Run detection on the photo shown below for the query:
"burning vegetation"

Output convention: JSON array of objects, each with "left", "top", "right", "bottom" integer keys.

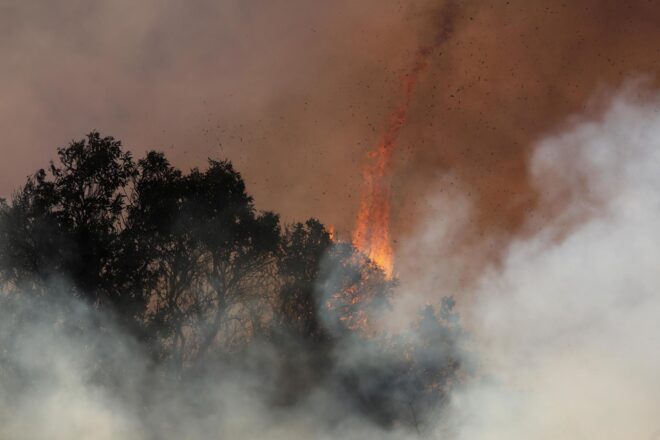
[
  {"left": 4, "top": 1, "right": 660, "bottom": 438},
  {"left": 0, "top": 132, "right": 466, "bottom": 437},
  {"left": 352, "top": 1, "right": 459, "bottom": 278}
]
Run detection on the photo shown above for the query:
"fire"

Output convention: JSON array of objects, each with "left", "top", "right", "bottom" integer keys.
[{"left": 352, "top": 49, "right": 434, "bottom": 279}]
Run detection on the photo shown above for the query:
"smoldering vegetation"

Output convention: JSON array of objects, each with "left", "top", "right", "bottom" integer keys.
[
  {"left": 0, "top": 133, "right": 465, "bottom": 438},
  {"left": 0, "top": 292, "right": 463, "bottom": 439},
  {"left": 3, "top": 86, "right": 660, "bottom": 439}
]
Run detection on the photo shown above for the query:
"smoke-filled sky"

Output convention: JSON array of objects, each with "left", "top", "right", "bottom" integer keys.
[
  {"left": 2, "top": 0, "right": 660, "bottom": 265},
  {"left": 5, "top": 86, "right": 660, "bottom": 440},
  {"left": 5, "top": 2, "right": 660, "bottom": 438}
]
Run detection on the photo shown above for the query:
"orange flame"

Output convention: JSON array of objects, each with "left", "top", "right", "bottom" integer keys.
[{"left": 352, "top": 50, "right": 435, "bottom": 278}]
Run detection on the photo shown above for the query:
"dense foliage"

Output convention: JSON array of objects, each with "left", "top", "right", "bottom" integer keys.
[{"left": 0, "top": 132, "right": 464, "bottom": 431}]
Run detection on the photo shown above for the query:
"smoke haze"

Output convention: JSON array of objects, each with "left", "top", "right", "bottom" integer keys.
[
  {"left": 3, "top": 1, "right": 660, "bottom": 438},
  {"left": 3, "top": 0, "right": 660, "bottom": 261},
  {"left": 2, "top": 86, "right": 660, "bottom": 438},
  {"left": 409, "top": 85, "right": 660, "bottom": 438}
]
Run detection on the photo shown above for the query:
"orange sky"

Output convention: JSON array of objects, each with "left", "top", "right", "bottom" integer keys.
[{"left": 2, "top": 0, "right": 660, "bottom": 269}]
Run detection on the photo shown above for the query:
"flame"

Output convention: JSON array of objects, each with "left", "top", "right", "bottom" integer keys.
[{"left": 352, "top": 49, "right": 434, "bottom": 278}]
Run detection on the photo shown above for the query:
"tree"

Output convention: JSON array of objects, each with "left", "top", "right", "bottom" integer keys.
[
  {"left": 0, "top": 133, "right": 137, "bottom": 309},
  {"left": 0, "top": 136, "right": 283, "bottom": 367},
  {"left": 0, "top": 183, "right": 63, "bottom": 293},
  {"left": 118, "top": 151, "right": 191, "bottom": 358},
  {"left": 317, "top": 240, "right": 394, "bottom": 337},
  {"left": 278, "top": 219, "right": 334, "bottom": 342},
  {"left": 182, "top": 160, "right": 281, "bottom": 360},
  {"left": 335, "top": 297, "right": 464, "bottom": 432},
  {"left": 0, "top": 131, "right": 466, "bottom": 429},
  {"left": 123, "top": 153, "right": 281, "bottom": 370}
]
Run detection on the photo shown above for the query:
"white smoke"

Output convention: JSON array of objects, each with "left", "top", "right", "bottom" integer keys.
[
  {"left": 0, "top": 292, "right": 414, "bottom": 440},
  {"left": 431, "top": 84, "right": 660, "bottom": 439}
]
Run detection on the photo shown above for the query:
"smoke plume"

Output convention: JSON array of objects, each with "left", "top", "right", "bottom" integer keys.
[
  {"left": 396, "top": 84, "right": 660, "bottom": 438},
  {"left": 3, "top": 0, "right": 660, "bottom": 260},
  {"left": 3, "top": 85, "right": 660, "bottom": 438},
  {"left": 2, "top": 1, "right": 660, "bottom": 438}
]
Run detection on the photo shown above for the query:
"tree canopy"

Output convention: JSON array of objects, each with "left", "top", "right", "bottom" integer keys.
[{"left": 0, "top": 132, "right": 464, "bottom": 431}]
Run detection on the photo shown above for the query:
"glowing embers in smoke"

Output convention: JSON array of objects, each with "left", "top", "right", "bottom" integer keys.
[
  {"left": 351, "top": 51, "right": 434, "bottom": 279},
  {"left": 351, "top": 2, "right": 459, "bottom": 279},
  {"left": 352, "top": 143, "right": 395, "bottom": 278}
]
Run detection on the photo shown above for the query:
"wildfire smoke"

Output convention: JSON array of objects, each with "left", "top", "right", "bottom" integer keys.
[{"left": 352, "top": 1, "right": 460, "bottom": 277}]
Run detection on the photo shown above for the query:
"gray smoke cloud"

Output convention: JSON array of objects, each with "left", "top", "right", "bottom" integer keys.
[
  {"left": 411, "top": 83, "right": 660, "bottom": 439},
  {"left": 0, "top": 274, "right": 459, "bottom": 439},
  {"left": 3, "top": 83, "right": 660, "bottom": 439},
  {"left": 0, "top": 291, "right": 419, "bottom": 439}
]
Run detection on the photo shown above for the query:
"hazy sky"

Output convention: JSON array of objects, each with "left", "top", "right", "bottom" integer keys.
[{"left": 2, "top": 0, "right": 660, "bottom": 264}]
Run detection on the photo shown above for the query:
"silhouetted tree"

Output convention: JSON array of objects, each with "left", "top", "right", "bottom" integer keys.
[
  {"left": 122, "top": 151, "right": 281, "bottom": 370},
  {"left": 182, "top": 160, "right": 281, "bottom": 360},
  {"left": 278, "top": 219, "right": 333, "bottom": 342},
  {"left": 318, "top": 240, "right": 394, "bottom": 337},
  {"left": 0, "top": 133, "right": 138, "bottom": 310},
  {"left": 0, "top": 131, "right": 466, "bottom": 429},
  {"left": 336, "top": 297, "right": 464, "bottom": 432},
  {"left": 119, "top": 151, "right": 190, "bottom": 359}
]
